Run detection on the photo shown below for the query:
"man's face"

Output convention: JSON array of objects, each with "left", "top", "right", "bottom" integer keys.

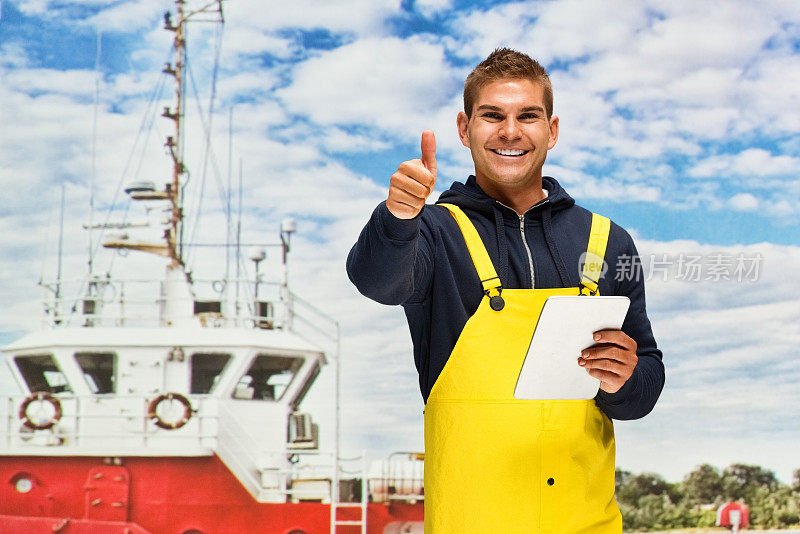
[{"left": 457, "top": 78, "right": 558, "bottom": 194}]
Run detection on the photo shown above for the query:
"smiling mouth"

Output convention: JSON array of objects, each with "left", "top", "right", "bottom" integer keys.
[{"left": 490, "top": 148, "right": 529, "bottom": 157}]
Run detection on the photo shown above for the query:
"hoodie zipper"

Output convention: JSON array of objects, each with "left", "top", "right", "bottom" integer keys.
[
  {"left": 496, "top": 196, "right": 549, "bottom": 290},
  {"left": 519, "top": 214, "right": 535, "bottom": 289}
]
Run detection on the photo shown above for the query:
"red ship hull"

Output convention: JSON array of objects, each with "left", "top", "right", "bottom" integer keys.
[{"left": 0, "top": 456, "right": 423, "bottom": 534}]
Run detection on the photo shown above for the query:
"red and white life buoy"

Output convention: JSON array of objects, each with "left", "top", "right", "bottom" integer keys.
[
  {"left": 19, "top": 391, "right": 63, "bottom": 430},
  {"left": 147, "top": 392, "right": 193, "bottom": 430}
]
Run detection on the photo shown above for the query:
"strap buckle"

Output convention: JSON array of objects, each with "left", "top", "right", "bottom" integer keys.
[
  {"left": 484, "top": 286, "right": 505, "bottom": 311},
  {"left": 579, "top": 279, "right": 599, "bottom": 296}
]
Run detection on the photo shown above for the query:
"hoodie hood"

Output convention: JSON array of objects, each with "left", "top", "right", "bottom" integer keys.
[
  {"left": 436, "top": 175, "right": 576, "bottom": 286},
  {"left": 436, "top": 175, "right": 575, "bottom": 221}
]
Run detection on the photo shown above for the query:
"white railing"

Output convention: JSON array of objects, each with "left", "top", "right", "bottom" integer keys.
[
  {"left": 0, "top": 394, "right": 218, "bottom": 453},
  {"left": 37, "top": 277, "right": 286, "bottom": 329},
  {"left": 374, "top": 451, "right": 425, "bottom": 503}
]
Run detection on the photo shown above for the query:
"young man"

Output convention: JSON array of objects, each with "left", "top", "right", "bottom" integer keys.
[{"left": 347, "top": 48, "right": 664, "bottom": 533}]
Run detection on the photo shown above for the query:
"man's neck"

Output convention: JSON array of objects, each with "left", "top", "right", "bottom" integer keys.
[{"left": 475, "top": 175, "right": 548, "bottom": 215}]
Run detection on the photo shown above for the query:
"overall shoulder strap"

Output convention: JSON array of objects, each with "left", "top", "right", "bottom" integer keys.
[
  {"left": 438, "top": 203, "right": 502, "bottom": 294},
  {"left": 580, "top": 213, "right": 611, "bottom": 295}
]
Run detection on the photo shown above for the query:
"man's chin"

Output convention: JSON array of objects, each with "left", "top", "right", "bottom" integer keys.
[{"left": 477, "top": 173, "right": 540, "bottom": 193}]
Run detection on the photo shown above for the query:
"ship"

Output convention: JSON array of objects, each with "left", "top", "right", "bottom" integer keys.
[{"left": 0, "top": 2, "right": 424, "bottom": 533}]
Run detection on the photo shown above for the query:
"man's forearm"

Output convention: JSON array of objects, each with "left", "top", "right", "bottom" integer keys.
[{"left": 346, "top": 201, "right": 427, "bottom": 305}]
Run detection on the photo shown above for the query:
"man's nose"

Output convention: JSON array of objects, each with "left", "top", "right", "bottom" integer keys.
[{"left": 498, "top": 117, "right": 521, "bottom": 140}]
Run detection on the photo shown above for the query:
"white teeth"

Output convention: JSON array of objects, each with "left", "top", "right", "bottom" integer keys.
[{"left": 494, "top": 149, "right": 526, "bottom": 156}]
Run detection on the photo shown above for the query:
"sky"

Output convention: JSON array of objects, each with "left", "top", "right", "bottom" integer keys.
[{"left": 0, "top": 0, "right": 799, "bottom": 485}]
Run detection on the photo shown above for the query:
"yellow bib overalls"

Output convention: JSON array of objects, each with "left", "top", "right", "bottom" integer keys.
[{"left": 423, "top": 204, "right": 622, "bottom": 533}]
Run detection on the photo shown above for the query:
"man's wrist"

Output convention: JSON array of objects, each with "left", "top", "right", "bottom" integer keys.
[{"left": 377, "top": 201, "right": 423, "bottom": 243}]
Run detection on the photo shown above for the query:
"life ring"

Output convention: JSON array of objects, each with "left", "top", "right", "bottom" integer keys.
[
  {"left": 147, "top": 392, "right": 193, "bottom": 430},
  {"left": 19, "top": 392, "right": 63, "bottom": 430}
]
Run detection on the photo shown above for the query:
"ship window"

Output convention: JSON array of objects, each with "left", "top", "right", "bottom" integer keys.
[
  {"left": 14, "top": 355, "right": 73, "bottom": 394},
  {"left": 233, "top": 355, "right": 303, "bottom": 401},
  {"left": 190, "top": 353, "right": 231, "bottom": 394},
  {"left": 74, "top": 352, "right": 116, "bottom": 394},
  {"left": 289, "top": 360, "right": 320, "bottom": 410}
]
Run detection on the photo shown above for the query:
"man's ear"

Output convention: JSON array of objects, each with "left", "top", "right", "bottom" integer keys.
[
  {"left": 548, "top": 114, "right": 559, "bottom": 150},
  {"left": 457, "top": 111, "right": 470, "bottom": 148}
]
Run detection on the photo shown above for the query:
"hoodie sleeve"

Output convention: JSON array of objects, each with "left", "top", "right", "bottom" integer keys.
[
  {"left": 346, "top": 201, "right": 433, "bottom": 305},
  {"left": 594, "top": 229, "right": 665, "bottom": 421}
]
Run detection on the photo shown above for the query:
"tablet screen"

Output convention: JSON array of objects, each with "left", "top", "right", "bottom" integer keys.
[{"left": 513, "top": 295, "right": 630, "bottom": 400}]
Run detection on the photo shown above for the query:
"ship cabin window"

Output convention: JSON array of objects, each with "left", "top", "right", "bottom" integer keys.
[
  {"left": 190, "top": 353, "right": 232, "bottom": 394},
  {"left": 74, "top": 352, "right": 116, "bottom": 394},
  {"left": 233, "top": 354, "right": 303, "bottom": 401},
  {"left": 14, "top": 354, "right": 73, "bottom": 395}
]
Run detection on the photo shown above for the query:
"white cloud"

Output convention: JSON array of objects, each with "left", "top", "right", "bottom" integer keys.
[
  {"left": 690, "top": 148, "right": 800, "bottom": 179},
  {"left": 415, "top": 0, "right": 453, "bottom": 18},
  {"left": 0, "top": 42, "right": 30, "bottom": 68},
  {"left": 728, "top": 193, "right": 759, "bottom": 212},
  {"left": 223, "top": 0, "right": 402, "bottom": 36},
  {"left": 2, "top": 68, "right": 98, "bottom": 98},
  {"left": 769, "top": 199, "right": 796, "bottom": 219},
  {"left": 545, "top": 164, "right": 662, "bottom": 203},
  {"left": 278, "top": 35, "right": 460, "bottom": 134},
  {"left": 14, "top": 0, "right": 168, "bottom": 32},
  {"left": 85, "top": 0, "right": 170, "bottom": 33},
  {"left": 316, "top": 127, "right": 392, "bottom": 153}
]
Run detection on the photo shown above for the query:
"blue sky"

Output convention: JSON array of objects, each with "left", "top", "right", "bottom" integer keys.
[{"left": 1, "top": 0, "right": 799, "bottom": 484}]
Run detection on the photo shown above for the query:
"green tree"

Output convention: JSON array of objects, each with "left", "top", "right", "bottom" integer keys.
[
  {"left": 616, "top": 468, "right": 633, "bottom": 493},
  {"left": 750, "top": 485, "right": 800, "bottom": 528},
  {"left": 681, "top": 463, "right": 723, "bottom": 507},
  {"left": 721, "top": 463, "right": 779, "bottom": 503},
  {"left": 617, "top": 472, "right": 673, "bottom": 507},
  {"left": 617, "top": 471, "right": 686, "bottom": 530}
]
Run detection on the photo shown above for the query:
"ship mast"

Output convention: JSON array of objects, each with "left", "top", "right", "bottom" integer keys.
[
  {"left": 103, "top": 0, "right": 224, "bottom": 266},
  {"left": 162, "top": 1, "right": 186, "bottom": 268}
]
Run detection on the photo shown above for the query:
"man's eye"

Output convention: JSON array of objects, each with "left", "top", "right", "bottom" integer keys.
[
  {"left": 482, "top": 112, "right": 502, "bottom": 120},
  {"left": 519, "top": 113, "right": 539, "bottom": 120}
]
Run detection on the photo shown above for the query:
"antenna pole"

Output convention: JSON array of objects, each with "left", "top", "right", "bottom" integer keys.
[
  {"left": 89, "top": 30, "right": 102, "bottom": 277},
  {"left": 56, "top": 183, "right": 66, "bottom": 319},
  {"left": 226, "top": 106, "right": 233, "bottom": 300},
  {"left": 235, "top": 158, "right": 243, "bottom": 323}
]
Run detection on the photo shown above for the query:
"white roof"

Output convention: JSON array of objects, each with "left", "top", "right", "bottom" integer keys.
[{"left": 3, "top": 326, "right": 324, "bottom": 355}]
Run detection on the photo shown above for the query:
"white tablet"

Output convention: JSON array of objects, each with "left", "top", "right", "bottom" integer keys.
[{"left": 513, "top": 295, "right": 631, "bottom": 400}]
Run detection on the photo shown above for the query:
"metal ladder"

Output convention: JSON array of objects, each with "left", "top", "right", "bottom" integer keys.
[{"left": 331, "top": 452, "right": 368, "bottom": 534}]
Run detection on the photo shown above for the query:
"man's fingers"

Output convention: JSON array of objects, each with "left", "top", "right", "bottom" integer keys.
[
  {"left": 421, "top": 130, "right": 437, "bottom": 176},
  {"left": 391, "top": 172, "right": 430, "bottom": 200},
  {"left": 581, "top": 344, "right": 623, "bottom": 361},
  {"left": 396, "top": 160, "right": 435, "bottom": 192},
  {"left": 390, "top": 186, "right": 426, "bottom": 208},
  {"left": 579, "top": 356, "right": 626, "bottom": 375},
  {"left": 592, "top": 329, "right": 637, "bottom": 352},
  {"left": 588, "top": 369, "right": 625, "bottom": 394}
]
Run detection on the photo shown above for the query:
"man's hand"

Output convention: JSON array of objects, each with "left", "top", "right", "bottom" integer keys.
[
  {"left": 579, "top": 329, "right": 638, "bottom": 394},
  {"left": 387, "top": 130, "right": 437, "bottom": 219}
]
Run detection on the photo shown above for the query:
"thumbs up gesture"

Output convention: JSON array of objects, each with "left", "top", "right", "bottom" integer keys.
[{"left": 387, "top": 130, "right": 437, "bottom": 219}]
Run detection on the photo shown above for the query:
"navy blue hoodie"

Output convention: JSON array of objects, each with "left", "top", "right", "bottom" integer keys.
[{"left": 347, "top": 175, "right": 664, "bottom": 420}]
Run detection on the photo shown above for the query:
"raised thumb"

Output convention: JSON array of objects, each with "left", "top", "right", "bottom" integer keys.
[{"left": 421, "top": 130, "right": 437, "bottom": 176}]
